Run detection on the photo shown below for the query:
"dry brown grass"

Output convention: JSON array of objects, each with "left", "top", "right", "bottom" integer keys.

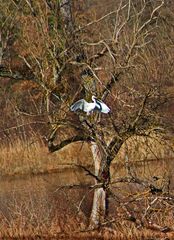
[
  {"left": 0, "top": 135, "right": 173, "bottom": 178},
  {"left": 1, "top": 217, "right": 174, "bottom": 239},
  {"left": 0, "top": 139, "right": 92, "bottom": 177},
  {"left": 0, "top": 138, "right": 174, "bottom": 239}
]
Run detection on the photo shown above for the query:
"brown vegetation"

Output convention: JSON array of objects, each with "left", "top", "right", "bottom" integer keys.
[
  {"left": 0, "top": 139, "right": 93, "bottom": 177},
  {"left": 0, "top": 138, "right": 173, "bottom": 239},
  {"left": 0, "top": 0, "right": 174, "bottom": 238},
  {"left": 1, "top": 170, "right": 174, "bottom": 239}
]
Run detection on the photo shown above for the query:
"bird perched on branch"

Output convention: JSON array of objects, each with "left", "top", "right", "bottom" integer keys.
[{"left": 70, "top": 95, "right": 110, "bottom": 115}]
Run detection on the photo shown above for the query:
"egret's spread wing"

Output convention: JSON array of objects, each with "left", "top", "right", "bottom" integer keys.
[
  {"left": 95, "top": 99, "right": 104, "bottom": 105},
  {"left": 95, "top": 99, "right": 110, "bottom": 113},
  {"left": 70, "top": 99, "right": 85, "bottom": 112},
  {"left": 94, "top": 103, "right": 102, "bottom": 111}
]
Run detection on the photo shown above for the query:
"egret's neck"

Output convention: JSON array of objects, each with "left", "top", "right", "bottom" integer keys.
[{"left": 92, "top": 96, "right": 96, "bottom": 103}]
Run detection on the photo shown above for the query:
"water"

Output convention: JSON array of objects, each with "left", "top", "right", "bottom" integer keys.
[
  {"left": 0, "top": 158, "right": 173, "bottom": 227},
  {"left": 0, "top": 169, "right": 93, "bottom": 225}
]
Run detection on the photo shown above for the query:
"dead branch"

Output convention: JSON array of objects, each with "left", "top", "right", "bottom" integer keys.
[
  {"left": 75, "top": 164, "right": 100, "bottom": 182},
  {"left": 47, "top": 135, "right": 94, "bottom": 153},
  {"left": 0, "top": 66, "right": 32, "bottom": 81},
  {"left": 137, "top": 0, "right": 164, "bottom": 34},
  {"left": 54, "top": 183, "right": 90, "bottom": 193},
  {"left": 130, "top": 90, "right": 151, "bottom": 130},
  {"left": 111, "top": 176, "right": 163, "bottom": 194},
  {"left": 75, "top": 10, "right": 118, "bottom": 33},
  {"left": 146, "top": 222, "right": 172, "bottom": 233},
  {"left": 142, "top": 197, "right": 158, "bottom": 221},
  {"left": 102, "top": 73, "right": 121, "bottom": 100}
]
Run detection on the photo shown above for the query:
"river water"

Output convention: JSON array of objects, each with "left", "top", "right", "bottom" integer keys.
[
  {"left": 0, "top": 168, "right": 94, "bottom": 227},
  {"left": 0, "top": 158, "right": 173, "bottom": 229}
]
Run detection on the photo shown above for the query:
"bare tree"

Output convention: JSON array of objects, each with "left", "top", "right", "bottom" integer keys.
[{"left": 46, "top": 0, "right": 173, "bottom": 229}]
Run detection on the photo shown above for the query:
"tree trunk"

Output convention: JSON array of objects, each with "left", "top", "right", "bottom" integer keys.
[
  {"left": 60, "top": 0, "right": 74, "bottom": 32},
  {"left": 0, "top": 32, "right": 3, "bottom": 66},
  {"left": 89, "top": 142, "right": 107, "bottom": 229}
]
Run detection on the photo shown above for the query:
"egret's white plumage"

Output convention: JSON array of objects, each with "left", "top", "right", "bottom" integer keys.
[{"left": 70, "top": 96, "right": 110, "bottom": 115}]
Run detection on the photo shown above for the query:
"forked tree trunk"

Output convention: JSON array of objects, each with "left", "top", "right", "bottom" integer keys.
[{"left": 89, "top": 142, "right": 107, "bottom": 229}]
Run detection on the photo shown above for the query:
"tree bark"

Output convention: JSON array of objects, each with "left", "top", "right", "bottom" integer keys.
[
  {"left": 89, "top": 142, "right": 107, "bottom": 229},
  {"left": 0, "top": 32, "right": 2, "bottom": 66},
  {"left": 60, "top": 0, "right": 74, "bottom": 32}
]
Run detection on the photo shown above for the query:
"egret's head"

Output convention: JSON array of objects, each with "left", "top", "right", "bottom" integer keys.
[{"left": 92, "top": 95, "right": 97, "bottom": 101}]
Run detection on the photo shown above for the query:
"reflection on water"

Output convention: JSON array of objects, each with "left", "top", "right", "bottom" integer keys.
[
  {"left": 0, "top": 158, "right": 173, "bottom": 225},
  {"left": 0, "top": 168, "right": 94, "bottom": 224}
]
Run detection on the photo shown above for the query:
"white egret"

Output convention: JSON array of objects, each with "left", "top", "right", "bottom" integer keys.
[{"left": 70, "top": 96, "right": 110, "bottom": 115}]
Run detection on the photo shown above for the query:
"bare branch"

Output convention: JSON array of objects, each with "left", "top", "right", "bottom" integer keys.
[
  {"left": 137, "top": 0, "right": 164, "bottom": 34},
  {"left": 47, "top": 135, "right": 94, "bottom": 153},
  {"left": 101, "top": 73, "right": 121, "bottom": 100},
  {"left": 75, "top": 164, "right": 101, "bottom": 182},
  {"left": 0, "top": 66, "right": 32, "bottom": 81},
  {"left": 75, "top": 10, "right": 118, "bottom": 33},
  {"left": 111, "top": 176, "right": 163, "bottom": 194},
  {"left": 130, "top": 90, "right": 150, "bottom": 130}
]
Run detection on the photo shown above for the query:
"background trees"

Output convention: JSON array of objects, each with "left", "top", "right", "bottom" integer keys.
[{"left": 0, "top": 0, "right": 174, "bottom": 232}]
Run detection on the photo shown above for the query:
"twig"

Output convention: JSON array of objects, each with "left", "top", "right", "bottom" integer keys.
[{"left": 75, "top": 164, "right": 101, "bottom": 182}]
